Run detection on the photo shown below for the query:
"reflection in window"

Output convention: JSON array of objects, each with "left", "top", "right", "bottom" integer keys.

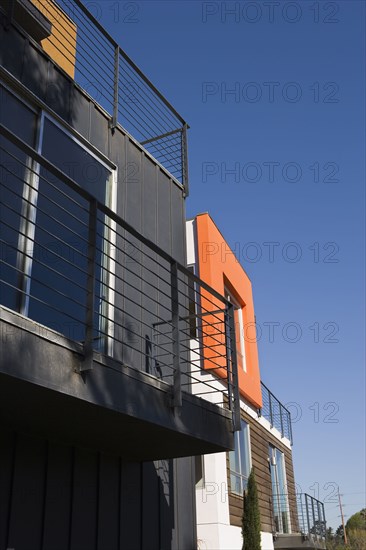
[
  {"left": 0, "top": 86, "right": 37, "bottom": 312},
  {"left": 27, "top": 118, "right": 113, "bottom": 348},
  {"left": 0, "top": 99, "right": 116, "bottom": 351},
  {"left": 270, "top": 445, "right": 291, "bottom": 534},
  {"left": 229, "top": 419, "right": 251, "bottom": 495}
]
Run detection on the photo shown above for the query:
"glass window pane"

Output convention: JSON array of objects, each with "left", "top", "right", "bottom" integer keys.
[
  {"left": 41, "top": 118, "right": 109, "bottom": 203},
  {"left": 230, "top": 420, "right": 250, "bottom": 495},
  {"left": 239, "top": 420, "right": 250, "bottom": 479},
  {"left": 27, "top": 118, "right": 112, "bottom": 344},
  {"left": 0, "top": 87, "right": 37, "bottom": 312}
]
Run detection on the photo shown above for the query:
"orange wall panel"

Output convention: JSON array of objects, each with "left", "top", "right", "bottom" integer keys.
[{"left": 196, "top": 213, "right": 262, "bottom": 409}]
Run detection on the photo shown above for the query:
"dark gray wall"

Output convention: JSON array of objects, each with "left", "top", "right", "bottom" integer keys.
[
  {"left": 0, "top": 427, "right": 196, "bottom": 550},
  {"left": 0, "top": 21, "right": 196, "bottom": 550}
]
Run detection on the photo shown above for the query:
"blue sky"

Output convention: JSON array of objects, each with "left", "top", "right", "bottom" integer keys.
[{"left": 93, "top": 0, "right": 365, "bottom": 529}]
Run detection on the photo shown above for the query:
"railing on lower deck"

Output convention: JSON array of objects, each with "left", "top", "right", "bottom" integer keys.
[
  {"left": 271, "top": 493, "right": 326, "bottom": 543},
  {"left": 0, "top": 124, "right": 240, "bottom": 430},
  {"left": 260, "top": 382, "right": 293, "bottom": 444},
  {"left": 297, "top": 493, "right": 327, "bottom": 543}
]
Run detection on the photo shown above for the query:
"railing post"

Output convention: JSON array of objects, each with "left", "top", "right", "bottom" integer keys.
[
  {"left": 110, "top": 45, "right": 120, "bottom": 133},
  {"left": 289, "top": 411, "right": 293, "bottom": 445},
  {"left": 317, "top": 499, "right": 322, "bottom": 539},
  {"left": 171, "top": 261, "right": 182, "bottom": 409},
  {"left": 227, "top": 303, "right": 241, "bottom": 431},
  {"left": 321, "top": 502, "right": 327, "bottom": 540},
  {"left": 298, "top": 493, "right": 305, "bottom": 535},
  {"left": 305, "top": 494, "right": 311, "bottom": 539},
  {"left": 182, "top": 123, "right": 189, "bottom": 196},
  {"left": 81, "top": 199, "right": 97, "bottom": 372},
  {"left": 311, "top": 495, "right": 316, "bottom": 539},
  {"left": 269, "top": 391, "right": 274, "bottom": 429},
  {"left": 280, "top": 403, "right": 284, "bottom": 438}
]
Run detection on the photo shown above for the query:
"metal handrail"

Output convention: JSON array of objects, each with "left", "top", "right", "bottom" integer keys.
[
  {"left": 259, "top": 382, "right": 293, "bottom": 444},
  {"left": 271, "top": 492, "right": 326, "bottom": 541},
  {"left": 51, "top": 0, "right": 189, "bottom": 190}
]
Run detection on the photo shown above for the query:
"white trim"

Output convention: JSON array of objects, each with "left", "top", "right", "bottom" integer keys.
[
  {"left": 186, "top": 218, "right": 196, "bottom": 266},
  {"left": 224, "top": 287, "right": 247, "bottom": 373}
]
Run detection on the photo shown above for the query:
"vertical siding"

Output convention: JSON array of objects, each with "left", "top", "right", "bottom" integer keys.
[{"left": 0, "top": 429, "right": 195, "bottom": 550}]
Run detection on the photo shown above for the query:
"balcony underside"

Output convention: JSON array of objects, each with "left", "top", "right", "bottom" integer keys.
[{"left": 0, "top": 307, "right": 234, "bottom": 461}]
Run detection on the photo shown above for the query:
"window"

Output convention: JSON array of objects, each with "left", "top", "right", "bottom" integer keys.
[
  {"left": 0, "top": 90, "right": 117, "bottom": 351},
  {"left": 0, "top": 85, "right": 38, "bottom": 312},
  {"left": 26, "top": 116, "right": 115, "bottom": 349},
  {"left": 229, "top": 419, "right": 251, "bottom": 495},
  {"left": 225, "top": 286, "right": 247, "bottom": 372},
  {"left": 269, "top": 445, "right": 291, "bottom": 533}
]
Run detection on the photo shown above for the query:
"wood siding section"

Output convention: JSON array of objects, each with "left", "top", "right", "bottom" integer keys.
[{"left": 227, "top": 410, "right": 299, "bottom": 534}]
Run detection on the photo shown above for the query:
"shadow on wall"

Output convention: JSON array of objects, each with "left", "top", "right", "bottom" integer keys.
[{"left": 0, "top": 21, "right": 82, "bottom": 127}]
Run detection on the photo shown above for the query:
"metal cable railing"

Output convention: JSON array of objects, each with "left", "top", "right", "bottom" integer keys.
[
  {"left": 0, "top": 124, "right": 238, "bottom": 428},
  {"left": 38, "top": 0, "right": 189, "bottom": 190},
  {"left": 260, "top": 382, "right": 293, "bottom": 444},
  {"left": 297, "top": 493, "right": 327, "bottom": 542},
  {"left": 271, "top": 492, "right": 326, "bottom": 542}
]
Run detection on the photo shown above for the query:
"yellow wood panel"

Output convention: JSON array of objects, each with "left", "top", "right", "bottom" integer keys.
[{"left": 31, "top": 0, "right": 77, "bottom": 78}]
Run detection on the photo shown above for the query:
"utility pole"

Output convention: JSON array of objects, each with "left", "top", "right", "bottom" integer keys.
[{"left": 338, "top": 490, "right": 348, "bottom": 545}]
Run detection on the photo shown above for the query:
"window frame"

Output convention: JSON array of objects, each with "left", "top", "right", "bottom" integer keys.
[
  {"left": 269, "top": 444, "right": 292, "bottom": 534},
  {"left": 1, "top": 84, "right": 119, "bottom": 354},
  {"left": 224, "top": 285, "right": 247, "bottom": 373},
  {"left": 229, "top": 418, "right": 251, "bottom": 496}
]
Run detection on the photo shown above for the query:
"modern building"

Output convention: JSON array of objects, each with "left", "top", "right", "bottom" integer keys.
[
  {"left": 186, "top": 213, "right": 327, "bottom": 550},
  {"left": 0, "top": 2, "right": 242, "bottom": 549}
]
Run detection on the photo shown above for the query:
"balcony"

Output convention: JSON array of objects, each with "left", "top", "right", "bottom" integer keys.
[
  {"left": 272, "top": 493, "right": 327, "bottom": 549},
  {"left": 0, "top": 123, "right": 240, "bottom": 459},
  {"left": 0, "top": 0, "right": 188, "bottom": 190},
  {"left": 260, "top": 382, "right": 293, "bottom": 444}
]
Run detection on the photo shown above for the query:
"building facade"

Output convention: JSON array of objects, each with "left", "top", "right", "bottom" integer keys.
[
  {"left": 0, "top": 2, "right": 241, "bottom": 549},
  {"left": 187, "top": 214, "right": 327, "bottom": 550}
]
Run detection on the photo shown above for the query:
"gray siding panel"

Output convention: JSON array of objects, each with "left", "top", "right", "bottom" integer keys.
[
  {"left": 7, "top": 434, "right": 46, "bottom": 550},
  {"left": 0, "top": 25, "right": 25, "bottom": 79},
  {"left": 42, "top": 442, "right": 73, "bottom": 550},
  {"left": 89, "top": 104, "right": 109, "bottom": 157},
  {"left": 157, "top": 170, "right": 172, "bottom": 255},
  {"left": 125, "top": 140, "right": 143, "bottom": 230},
  {"left": 173, "top": 458, "right": 197, "bottom": 550},
  {"left": 71, "top": 88, "right": 91, "bottom": 139},
  {"left": 70, "top": 448, "right": 98, "bottom": 550},
  {"left": 45, "top": 64, "right": 72, "bottom": 123},
  {"left": 120, "top": 462, "right": 142, "bottom": 550},
  {"left": 143, "top": 158, "right": 158, "bottom": 241},
  {"left": 0, "top": 430, "right": 15, "bottom": 550},
  {"left": 23, "top": 42, "right": 48, "bottom": 101},
  {"left": 97, "top": 454, "right": 120, "bottom": 550},
  {"left": 171, "top": 182, "right": 185, "bottom": 264},
  {"left": 142, "top": 463, "right": 160, "bottom": 550}
]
